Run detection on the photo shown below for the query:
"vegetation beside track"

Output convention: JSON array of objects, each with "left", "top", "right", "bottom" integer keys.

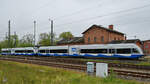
[
  {"left": 80, "top": 58, "right": 150, "bottom": 66},
  {"left": 1, "top": 55, "right": 150, "bottom": 66},
  {"left": 0, "top": 60, "right": 147, "bottom": 84}
]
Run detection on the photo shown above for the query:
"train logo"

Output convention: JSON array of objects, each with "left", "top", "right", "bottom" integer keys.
[{"left": 72, "top": 48, "right": 77, "bottom": 52}]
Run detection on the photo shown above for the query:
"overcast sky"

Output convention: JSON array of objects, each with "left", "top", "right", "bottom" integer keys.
[{"left": 0, "top": 0, "right": 150, "bottom": 41}]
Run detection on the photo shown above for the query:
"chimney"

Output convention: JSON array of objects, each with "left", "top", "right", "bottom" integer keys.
[{"left": 109, "top": 25, "right": 113, "bottom": 30}]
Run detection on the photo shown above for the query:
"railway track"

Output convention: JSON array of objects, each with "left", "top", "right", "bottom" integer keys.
[
  {"left": 0, "top": 57, "right": 150, "bottom": 79},
  {"left": 1, "top": 56, "right": 150, "bottom": 70}
]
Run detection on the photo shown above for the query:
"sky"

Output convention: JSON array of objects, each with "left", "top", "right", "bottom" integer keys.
[{"left": 0, "top": 0, "right": 150, "bottom": 42}]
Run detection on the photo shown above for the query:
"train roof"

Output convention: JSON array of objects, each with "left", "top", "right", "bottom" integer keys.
[
  {"left": 39, "top": 45, "right": 68, "bottom": 50},
  {"left": 1, "top": 48, "right": 11, "bottom": 51},
  {"left": 12, "top": 47, "right": 34, "bottom": 50},
  {"left": 70, "top": 43, "right": 139, "bottom": 49}
]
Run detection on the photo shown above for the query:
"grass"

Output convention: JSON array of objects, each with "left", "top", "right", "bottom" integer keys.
[{"left": 0, "top": 60, "right": 149, "bottom": 84}]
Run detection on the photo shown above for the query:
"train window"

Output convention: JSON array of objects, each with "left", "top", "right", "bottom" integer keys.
[
  {"left": 39, "top": 50, "right": 46, "bottom": 53},
  {"left": 51, "top": 49, "right": 67, "bottom": 53},
  {"left": 15, "top": 50, "right": 25, "bottom": 53},
  {"left": 132, "top": 48, "right": 139, "bottom": 53},
  {"left": 80, "top": 49, "right": 107, "bottom": 54},
  {"left": 109, "top": 49, "right": 115, "bottom": 54},
  {"left": 2, "top": 50, "right": 11, "bottom": 53},
  {"left": 50, "top": 49, "right": 68, "bottom": 53},
  {"left": 26, "top": 50, "right": 34, "bottom": 53},
  {"left": 116, "top": 48, "right": 131, "bottom": 54},
  {"left": 45, "top": 50, "right": 50, "bottom": 53}
]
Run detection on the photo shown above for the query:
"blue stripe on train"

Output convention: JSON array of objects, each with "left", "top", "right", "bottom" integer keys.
[
  {"left": 2, "top": 53, "right": 143, "bottom": 59},
  {"left": 81, "top": 54, "right": 143, "bottom": 59},
  {"left": 37, "top": 53, "right": 69, "bottom": 56}
]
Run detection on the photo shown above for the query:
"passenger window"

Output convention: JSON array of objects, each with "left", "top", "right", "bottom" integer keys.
[
  {"left": 116, "top": 48, "right": 131, "bottom": 54},
  {"left": 80, "top": 49, "right": 107, "bottom": 54},
  {"left": 2, "top": 50, "right": 11, "bottom": 53},
  {"left": 50, "top": 49, "right": 67, "bottom": 53},
  {"left": 27, "top": 50, "right": 33, "bottom": 53},
  {"left": 46, "top": 50, "right": 50, "bottom": 53},
  {"left": 39, "top": 50, "right": 46, "bottom": 53}
]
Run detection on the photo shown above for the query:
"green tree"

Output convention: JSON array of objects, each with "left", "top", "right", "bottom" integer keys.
[
  {"left": 0, "top": 34, "right": 19, "bottom": 48},
  {"left": 59, "top": 32, "right": 74, "bottom": 40},
  {"left": 18, "top": 34, "right": 34, "bottom": 47},
  {"left": 38, "top": 32, "right": 56, "bottom": 46}
]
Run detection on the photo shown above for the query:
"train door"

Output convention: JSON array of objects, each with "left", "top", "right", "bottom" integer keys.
[
  {"left": 109, "top": 48, "right": 115, "bottom": 56},
  {"left": 11, "top": 49, "right": 15, "bottom": 55}
]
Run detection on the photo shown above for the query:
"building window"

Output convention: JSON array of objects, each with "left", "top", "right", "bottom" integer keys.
[
  {"left": 114, "top": 37, "right": 116, "bottom": 40},
  {"left": 145, "top": 45, "right": 149, "bottom": 48},
  {"left": 101, "top": 36, "right": 104, "bottom": 42},
  {"left": 94, "top": 37, "right": 97, "bottom": 43},
  {"left": 88, "top": 37, "right": 90, "bottom": 43}
]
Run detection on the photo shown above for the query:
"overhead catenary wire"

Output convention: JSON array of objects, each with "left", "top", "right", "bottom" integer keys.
[
  {"left": 53, "top": 0, "right": 125, "bottom": 20},
  {"left": 53, "top": 2, "right": 102, "bottom": 20},
  {"left": 55, "top": 3, "right": 150, "bottom": 27}
]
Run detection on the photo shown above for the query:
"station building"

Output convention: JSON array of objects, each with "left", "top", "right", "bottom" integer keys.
[
  {"left": 82, "top": 24, "right": 125, "bottom": 44},
  {"left": 57, "top": 24, "right": 126, "bottom": 45}
]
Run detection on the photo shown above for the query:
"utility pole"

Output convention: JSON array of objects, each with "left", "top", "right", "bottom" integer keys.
[
  {"left": 14, "top": 32, "right": 17, "bottom": 48},
  {"left": 8, "top": 20, "right": 11, "bottom": 48},
  {"left": 5, "top": 32, "right": 8, "bottom": 40},
  {"left": 134, "top": 35, "right": 137, "bottom": 39},
  {"left": 34, "top": 21, "right": 36, "bottom": 47},
  {"left": 49, "top": 19, "right": 53, "bottom": 46}
]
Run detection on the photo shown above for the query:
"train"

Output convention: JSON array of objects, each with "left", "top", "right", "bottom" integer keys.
[{"left": 1, "top": 43, "right": 144, "bottom": 59}]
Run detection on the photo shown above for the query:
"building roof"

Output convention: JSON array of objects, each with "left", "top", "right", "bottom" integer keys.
[
  {"left": 108, "top": 39, "right": 141, "bottom": 44},
  {"left": 142, "top": 40, "right": 150, "bottom": 42},
  {"left": 82, "top": 25, "right": 124, "bottom": 35},
  {"left": 57, "top": 37, "right": 84, "bottom": 45}
]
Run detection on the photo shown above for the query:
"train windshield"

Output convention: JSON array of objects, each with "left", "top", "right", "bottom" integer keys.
[{"left": 132, "top": 48, "right": 139, "bottom": 54}]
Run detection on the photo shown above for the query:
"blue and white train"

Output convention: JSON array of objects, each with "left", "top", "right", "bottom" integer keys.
[{"left": 1, "top": 43, "right": 144, "bottom": 59}]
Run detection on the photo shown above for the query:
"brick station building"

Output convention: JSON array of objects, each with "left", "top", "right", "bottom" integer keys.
[
  {"left": 57, "top": 24, "right": 126, "bottom": 45},
  {"left": 82, "top": 24, "right": 125, "bottom": 44}
]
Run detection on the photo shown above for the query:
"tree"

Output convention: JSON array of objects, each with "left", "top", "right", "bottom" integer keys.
[
  {"left": 18, "top": 34, "right": 34, "bottom": 47},
  {"left": 38, "top": 32, "right": 56, "bottom": 46},
  {"left": 0, "top": 34, "right": 19, "bottom": 48},
  {"left": 59, "top": 32, "right": 74, "bottom": 40},
  {"left": 39, "top": 33, "right": 51, "bottom": 46}
]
